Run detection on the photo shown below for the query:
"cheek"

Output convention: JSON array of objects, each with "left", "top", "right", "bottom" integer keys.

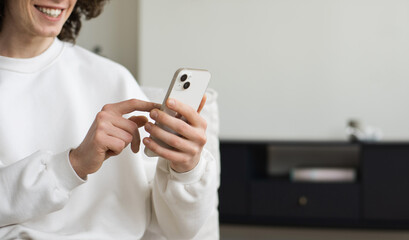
[
  {"left": 9, "top": 3, "right": 35, "bottom": 30},
  {"left": 21, "top": 1, "right": 34, "bottom": 17},
  {"left": 28, "top": 7, "right": 40, "bottom": 23},
  {"left": 67, "top": 1, "right": 78, "bottom": 16}
]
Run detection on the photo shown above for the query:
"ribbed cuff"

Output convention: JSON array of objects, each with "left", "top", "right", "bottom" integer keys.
[
  {"left": 47, "top": 150, "right": 86, "bottom": 191},
  {"left": 168, "top": 149, "right": 208, "bottom": 184}
]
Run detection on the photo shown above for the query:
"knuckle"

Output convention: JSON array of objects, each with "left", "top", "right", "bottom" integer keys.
[
  {"left": 180, "top": 155, "right": 190, "bottom": 165},
  {"left": 125, "top": 133, "right": 133, "bottom": 144},
  {"left": 198, "top": 134, "right": 207, "bottom": 146},
  {"left": 169, "top": 137, "right": 182, "bottom": 148},
  {"left": 129, "top": 121, "right": 138, "bottom": 132},
  {"left": 176, "top": 123, "right": 188, "bottom": 135},
  {"left": 130, "top": 98, "right": 139, "bottom": 106},
  {"left": 119, "top": 140, "right": 126, "bottom": 150},
  {"left": 191, "top": 146, "right": 201, "bottom": 156},
  {"left": 113, "top": 140, "right": 125, "bottom": 152},
  {"left": 93, "top": 132, "right": 104, "bottom": 145},
  {"left": 95, "top": 121, "right": 108, "bottom": 132},
  {"left": 96, "top": 111, "right": 108, "bottom": 121},
  {"left": 148, "top": 141, "right": 157, "bottom": 151},
  {"left": 101, "top": 103, "right": 113, "bottom": 112}
]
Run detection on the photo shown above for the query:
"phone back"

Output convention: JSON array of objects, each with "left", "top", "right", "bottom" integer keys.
[
  {"left": 144, "top": 68, "right": 211, "bottom": 157},
  {"left": 162, "top": 68, "right": 211, "bottom": 117}
]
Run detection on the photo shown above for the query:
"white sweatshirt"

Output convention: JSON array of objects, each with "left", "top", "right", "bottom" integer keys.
[{"left": 0, "top": 39, "right": 217, "bottom": 240}]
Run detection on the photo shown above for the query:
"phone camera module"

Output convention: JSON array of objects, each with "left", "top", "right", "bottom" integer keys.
[
  {"left": 180, "top": 74, "right": 188, "bottom": 82},
  {"left": 183, "top": 82, "right": 190, "bottom": 89}
]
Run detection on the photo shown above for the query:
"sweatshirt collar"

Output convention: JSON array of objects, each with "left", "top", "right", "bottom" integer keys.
[{"left": 0, "top": 38, "right": 65, "bottom": 74}]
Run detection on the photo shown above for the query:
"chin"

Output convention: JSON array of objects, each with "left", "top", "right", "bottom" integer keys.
[{"left": 37, "top": 27, "right": 64, "bottom": 38}]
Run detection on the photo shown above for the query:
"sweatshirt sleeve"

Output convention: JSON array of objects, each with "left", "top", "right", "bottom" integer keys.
[
  {"left": 151, "top": 148, "right": 218, "bottom": 240},
  {"left": 0, "top": 150, "right": 85, "bottom": 227}
]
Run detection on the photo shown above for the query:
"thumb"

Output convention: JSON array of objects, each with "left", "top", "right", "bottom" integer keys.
[{"left": 128, "top": 116, "right": 149, "bottom": 153}]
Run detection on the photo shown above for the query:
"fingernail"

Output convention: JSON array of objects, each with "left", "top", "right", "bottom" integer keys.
[
  {"left": 145, "top": 123, "right": 151, "bottom": 131},
  {"left": 144, "top": 138, "right": 150, "bottom": 144},
  {"left": 168, "top": 99, "right": 175, "bottom": 107},
  {"left": 151, "top": 110, "right": 158, "bottom": 119}
]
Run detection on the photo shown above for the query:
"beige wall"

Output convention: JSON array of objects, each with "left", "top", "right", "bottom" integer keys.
[
  {"left": 76, "top": 0, "right": 139, "bottom": 79},
  {"left": 79, "top": 0, "right": 409, "bottom": 141}
]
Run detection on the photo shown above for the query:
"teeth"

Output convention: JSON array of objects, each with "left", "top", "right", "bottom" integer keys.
[{"left": 37, "top": 7, "right": 62, "bottom": 18}]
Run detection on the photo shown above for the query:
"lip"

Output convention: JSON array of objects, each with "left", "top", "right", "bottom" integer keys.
[
  {"left": 35, "top": 4, "right": 66, "bottom": 10},
  {"left": 34, "top": 5, "right": 65, "bottom": 22}
]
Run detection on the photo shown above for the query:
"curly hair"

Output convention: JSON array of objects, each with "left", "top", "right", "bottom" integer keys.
[{"left": 0, "top": 0, "right": 109, "bottom": 43}]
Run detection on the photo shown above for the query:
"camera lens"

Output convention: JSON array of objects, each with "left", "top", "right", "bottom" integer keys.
[
  {"left": 180, "top": 74, "right": 188, "bottom": 82},
  {"left": 183, "top": 82, "right": 190, "bottom": 89}
]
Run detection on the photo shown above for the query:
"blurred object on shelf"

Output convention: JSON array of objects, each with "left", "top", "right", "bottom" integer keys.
[
  {"left": 346, "top": 119, "right": 383, "bottom": 142},
  {"left": 290, "top": 167, "right": 356, "bottom": 183}
]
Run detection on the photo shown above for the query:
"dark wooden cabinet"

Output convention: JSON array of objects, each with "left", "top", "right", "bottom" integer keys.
[
  {"left": 219, "top": 141, "right": 409, "bottom": 228},
  {"left": 250, "top": 181, "right": 360, "bottom": 220},
  {"left": 218, "top": 144, "right": 251, "bottom": 217},
  {"left": 362, "top": 144, "right": 409, "bottom": 221}
]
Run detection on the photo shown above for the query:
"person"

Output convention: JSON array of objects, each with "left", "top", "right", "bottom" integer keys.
[{"left": 0, "top": 0, "right": 218, "bottom": 239}]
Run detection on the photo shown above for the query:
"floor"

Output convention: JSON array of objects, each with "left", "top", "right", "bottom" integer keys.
[{"left": 220, "top": 224, "right": 409, "bottom": 240}]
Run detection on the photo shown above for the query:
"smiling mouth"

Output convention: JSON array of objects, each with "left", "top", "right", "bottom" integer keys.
[{"left": 35, "top": 5, "right": 63, "bottom": 18}]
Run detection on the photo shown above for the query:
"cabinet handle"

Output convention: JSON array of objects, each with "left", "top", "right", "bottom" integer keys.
[{"left": 298, "top": 196, "right": 308, "bottom": 206}]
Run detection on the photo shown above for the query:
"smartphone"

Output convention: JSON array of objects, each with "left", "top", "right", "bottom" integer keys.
[{"left": 144, "top": 68, "right": 211, "bottom": 157}]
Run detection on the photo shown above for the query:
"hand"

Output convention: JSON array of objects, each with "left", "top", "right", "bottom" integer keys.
[
  {"left": 70, "top": 99, "right": 160, "bottom": 179},
  {"left": 143, "top": 96, "right": 207, "bottom": 173}
]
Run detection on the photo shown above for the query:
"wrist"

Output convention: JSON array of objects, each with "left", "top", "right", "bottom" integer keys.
[
  {"left": 69, "top": 149, "right": 88, "bottom": 180},
  {"left": 166, "top": 152, "right": 208, "bottom": 184},
  {"left": 170, "top": 156, "right": 200, "bottom": 173}
]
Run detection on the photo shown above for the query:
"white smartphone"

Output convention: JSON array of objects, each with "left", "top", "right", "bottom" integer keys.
[{"left": 144, "top": 68, "right": 211, "bottom": 157}]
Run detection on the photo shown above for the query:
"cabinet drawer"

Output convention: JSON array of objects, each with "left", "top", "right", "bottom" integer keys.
[{"left": 251, "top": 181, "right": 360, "bottom": 219}]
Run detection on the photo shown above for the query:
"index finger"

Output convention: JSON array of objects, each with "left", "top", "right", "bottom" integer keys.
[
  {"left": 103, "top": 99, "right": 161, "bottom": 115},
  {"left": 165, "top": 98, "right": 206, "bottom": 128}
]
